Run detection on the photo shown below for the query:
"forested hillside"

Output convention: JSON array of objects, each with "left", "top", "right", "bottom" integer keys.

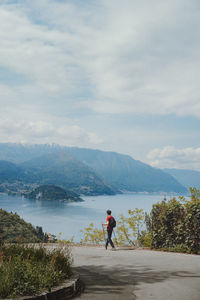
[
  {"left": 26, "top": 185, "right": 83, "bottom": 202},
  {"left": 0, "top": 209, "right": 46, "bottom": 243},
  {"left": 0, "top": 160, "right": 26, "bottom": 183}
]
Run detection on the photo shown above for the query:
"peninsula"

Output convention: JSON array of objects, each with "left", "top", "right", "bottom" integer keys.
[{"left": 25, "top": 185, "right": 83, "bottom": 202}]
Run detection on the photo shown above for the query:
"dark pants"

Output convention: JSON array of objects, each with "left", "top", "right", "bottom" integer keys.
[{"left": 106, "top": 229, "right": 115, "bottom": 248}]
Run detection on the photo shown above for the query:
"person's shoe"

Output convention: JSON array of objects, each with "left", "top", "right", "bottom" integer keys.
[
  {"left": 105, "top": 244, "right": 107, "bottom": 250},
  {"left": 111, "top": 247, "right": 116, "bottom": 251}
]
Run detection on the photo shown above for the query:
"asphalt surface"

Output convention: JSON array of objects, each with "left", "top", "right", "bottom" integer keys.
[{"left": 72, "top": 246, "right": 200, "bottom": 300}]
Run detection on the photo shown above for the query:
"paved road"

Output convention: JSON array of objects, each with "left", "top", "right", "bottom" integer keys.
[{"left": 72, "top": 246, "right": 200, "bottom": 300}]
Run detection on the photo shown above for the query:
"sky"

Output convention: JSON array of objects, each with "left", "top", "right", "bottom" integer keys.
[{"left": 0, "top": 0, "right": 200, "bottom": 170}]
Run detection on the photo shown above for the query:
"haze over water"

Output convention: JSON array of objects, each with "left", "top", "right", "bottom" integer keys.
[{"left": 0, "top": 193, "right": 170, "bottom": 241}]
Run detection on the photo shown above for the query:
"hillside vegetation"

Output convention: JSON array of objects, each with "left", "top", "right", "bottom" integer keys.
[
  {"left": 0, "top": 160, "right": 27, "bottom": 183},
  {"left": 26, "top": 185, "right": 83, "bottom": 202},
  {"left": 0, "top": 209, "right": 47, "bottom": 243}
]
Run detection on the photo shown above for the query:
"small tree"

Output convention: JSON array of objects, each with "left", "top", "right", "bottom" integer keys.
[
  {"left": 116, "top": 209, "right": 144, "bottom": 246},
  {"left": 80, "top": 223, "right": 105, "bottom": 244},
  {"left": 115, "top": 213, "right": 133, "bottom": 245}
]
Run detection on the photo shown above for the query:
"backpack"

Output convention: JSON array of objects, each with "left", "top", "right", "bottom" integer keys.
[{"left": 109, "top": 216, "right": 116, "bottom": 228}]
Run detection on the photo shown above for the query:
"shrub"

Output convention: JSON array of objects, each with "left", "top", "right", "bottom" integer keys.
[
  {"left": 0, "top": 244, "right": 72, "bottom": 299},
  {"left": 80, "top": 223, "right": 105, "bottom": 244},
  {"left": 139, "top": 231, "right": 152, "bottom": 248},
  {"left": 149, "top": 188, "right": 200, "bottom": 254}
]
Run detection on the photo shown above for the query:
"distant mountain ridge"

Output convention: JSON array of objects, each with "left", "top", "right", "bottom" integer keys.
[
  {"left": 66, "top": 147, "right": 187, "bottom": 193},
  {"left": 20, "top": 151, "right": 115, "bottom": 195},
  {"left": 0, "top": 143, "right": 187, "bottom": 194},
  {"left": 164, "top": 168, "right": 200, "bottom": 190},
  {"left": 0, "top": 143, "right": 61, "bottom": 163}
]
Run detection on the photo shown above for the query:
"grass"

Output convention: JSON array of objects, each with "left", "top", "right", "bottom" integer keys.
[{"left": 0, "top": 244, "right": 72, "bottom": 299}]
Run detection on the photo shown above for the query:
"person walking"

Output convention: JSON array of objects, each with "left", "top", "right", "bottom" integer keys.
[{"left": 102, "top": 210, "right": 116, "bottom": 250}]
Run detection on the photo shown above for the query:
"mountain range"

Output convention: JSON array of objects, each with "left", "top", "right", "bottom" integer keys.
[
  {"left": 0, "top": 143, "right": 192, "bottom": 195},
  {"left": 163, "top": 168, "right": 200, "bottom": 190},
  {"left": 66, "top": 147, "right": 187, "bottom": 193},
  {"left": 20, "top": 151, "right": 115, "bottom": 195}
]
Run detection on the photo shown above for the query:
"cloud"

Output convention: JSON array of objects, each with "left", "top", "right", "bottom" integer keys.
[
  {"left": 0, "top": 0, "right": 200, "bottom": 159},
  {"left": 0, "top": 4, "right": 76, "bottom": 96},
  {"left": 78, "top": 0, "right": 200, "bottom": 116},
  {"left": 0, "top": 0, "right": 200, "bottom": 118},
  {"left": 0, "top": 119, "right": 102, "bottom": 146},
  {"left": 147, "top": 146, "right": 200, "bottom": 170}
]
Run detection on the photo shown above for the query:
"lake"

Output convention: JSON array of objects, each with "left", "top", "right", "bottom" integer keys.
[{"left": 0, "top": 193, "right": 171, "bottom": 241}]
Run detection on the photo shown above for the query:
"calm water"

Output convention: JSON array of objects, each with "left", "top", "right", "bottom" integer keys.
[{"left": 0, "top": 193, "right": 168, "bottom": 241}]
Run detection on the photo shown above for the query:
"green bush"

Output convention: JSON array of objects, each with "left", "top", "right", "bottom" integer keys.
[
  {"left": 80, "top": 223, "right": 105, "bottom": 244},
  {"left": 0, "top": 244, "right": 72, "bottom": 298},
  {"left": 148, "top": 188, "right": 200, "bottom": 254},
  {"left": 139, "top": 231, "right": 152, "bottom": 248}
]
